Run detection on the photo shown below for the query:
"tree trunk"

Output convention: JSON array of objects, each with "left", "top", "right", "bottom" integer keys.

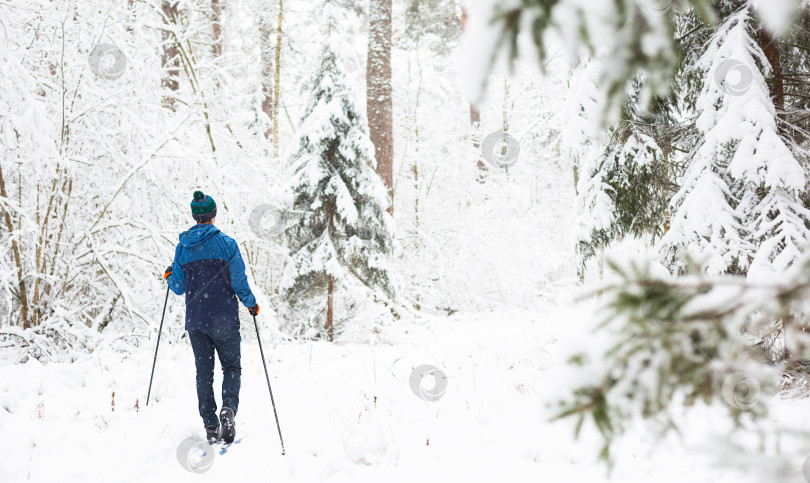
[
  {"left": 463, "top": 6, "right": 478, "bottom": 138},
  {"left": 158, "top": 3, "right": 216, "bottom": 151},
  {"left": 462, "top": 6, "right": 487, "bottom": 179},
  {"left": 0, "top": 162, "right": 29, "bottom": 327},
  {"left": 413, "top": 48, "right": 422, "bottom": 236},
  {"left": 260, "top": 4, "right": 274, "bottom": 140},
  {"left": 760, "top": 26, "right": 784, "bottom": 114},
  {"left": 662, "top": 141, "right": 670, "bottom": 234},
  {"left": 327, "top": 275, "right": 334, "bottom": 342},
  {"left": 471, "top": 104, "right": 488, "bottom": 179},
  {"left": 273, "top": 0, "right": 283, "bottom": 157},
  {"left": 326, "top": 198, "right": 335, "bottom": 342},
  {"left": 413, "top": 161, "right": 419, "bottom": 232},
  {"left": 44, "top": 177, "right": 72, "bottom": 303},
  {"left": 501, "top": 78, "right": 510, "bottom": 176},
  {"left": 761, "top": 26, "right": 790, "bottom": 358},
  {"left": 127, "top": 0, "right": 135, "bottom": 33},
  {"left": 211, "top": 0, "right": 223, "bottom": 56},
  {"left": 573, "top": 162, "right": 584, "bottom": 284},
  {"left": 31, "top": 174, "right": 61, "bottom": 328},
  {"left": 367, "top": 0, "right": 394, "bottom": 213},
  {"left": 161, "top": 1, "right": 180, "bottom": 110}
]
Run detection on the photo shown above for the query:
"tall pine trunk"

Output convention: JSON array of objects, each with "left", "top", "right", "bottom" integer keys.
[
  {"left": 327, "top": 275, "right": 334, "bottom": 342},
  {"left": 367, "top": 0, "right": 393, "bottom": 213},
  {"left": 326, "top": 198, "right": 335, "bottom": 342},
  {"left": 760, "top": 24, "right": 795, "bottom": 356}
]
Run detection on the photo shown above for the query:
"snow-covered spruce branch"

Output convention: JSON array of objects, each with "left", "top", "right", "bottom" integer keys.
[{"left": 553, "top": 255, "right": 810, "bottom": 468}]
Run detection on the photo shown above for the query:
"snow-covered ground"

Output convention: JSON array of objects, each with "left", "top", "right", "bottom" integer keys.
[{"left": 2, "top": 291, "right": 808, "bottom": 482}]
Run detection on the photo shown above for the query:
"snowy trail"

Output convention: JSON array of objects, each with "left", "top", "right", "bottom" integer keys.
[{"left": 0, "top": 300, "right": 785, "bottom": 482}]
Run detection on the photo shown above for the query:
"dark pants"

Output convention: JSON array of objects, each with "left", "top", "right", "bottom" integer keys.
[{"left": 188, "top": 326, "right": 241, "bottom": 428}]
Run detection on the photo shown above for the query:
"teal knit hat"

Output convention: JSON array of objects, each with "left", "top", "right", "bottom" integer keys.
[{"left": 190, "top": 190, "right": 217, "bottom": 222}]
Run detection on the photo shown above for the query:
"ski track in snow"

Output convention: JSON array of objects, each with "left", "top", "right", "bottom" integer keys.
[{"left": 0, "top": 297, "right": 804, "bottom": 482}]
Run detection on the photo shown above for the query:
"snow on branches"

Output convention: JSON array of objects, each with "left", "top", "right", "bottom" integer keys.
[
  {"left": 659, "top": 7, "right": 810, "bottom": 276},
  {"left": 279, "top": 43, "right": 396, "bottom": 340}
]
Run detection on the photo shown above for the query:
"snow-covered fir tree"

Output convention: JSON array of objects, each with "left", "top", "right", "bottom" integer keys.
[
  {"left": 575, "top": 127, "right": 668, "bottom": 270},
  {"left": 567, "top": 63, "right": 670, "bottom": 273},
  {"left": 658, "top": 6, "right": 810, "bottom": 275},
  {"left": 573, "top": 140, "right": 617, "bottom": 270},
  {"left": 279, "top": 40, "right": 395, "bottom": 341},
  {"left": 566, "top": 62, "right": 615, "bottom": 270}
]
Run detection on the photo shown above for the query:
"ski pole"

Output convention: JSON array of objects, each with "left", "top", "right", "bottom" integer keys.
[
  {"left": 252, "top": 314, "right": 286, "bottom": 455},
  {"left": 146, "top": 285, "right": 170, "bottom": 406}
]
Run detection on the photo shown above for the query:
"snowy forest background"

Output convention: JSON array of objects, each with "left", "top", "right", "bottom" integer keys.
[{"left": 7, "top": 0, "right": 810, "bottom": 481}]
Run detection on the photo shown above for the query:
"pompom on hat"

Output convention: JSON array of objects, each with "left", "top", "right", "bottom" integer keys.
[{"left": 190, "top": 190, "right": 217, "bottom": 222}]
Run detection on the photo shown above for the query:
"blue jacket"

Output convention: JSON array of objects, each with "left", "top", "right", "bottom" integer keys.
[{"left": 167, "top": 224, "right": 256, "bottom": 330}]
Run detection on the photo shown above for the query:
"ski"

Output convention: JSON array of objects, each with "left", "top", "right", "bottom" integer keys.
[{"left": 215, "top": 438, "right": 242, "bottom": 455}]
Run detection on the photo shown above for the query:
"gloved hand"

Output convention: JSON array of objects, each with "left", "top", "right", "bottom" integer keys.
[
  {"left": 248, "top": 304, "right": 260, "bottom": 316},
  {"left": 164, "top": 265, "right": 172, "bottom": 280}
]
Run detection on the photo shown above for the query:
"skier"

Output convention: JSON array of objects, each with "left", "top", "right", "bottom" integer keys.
[{"left": 163, "top": 191, "right": 259, "bottom": 445}]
